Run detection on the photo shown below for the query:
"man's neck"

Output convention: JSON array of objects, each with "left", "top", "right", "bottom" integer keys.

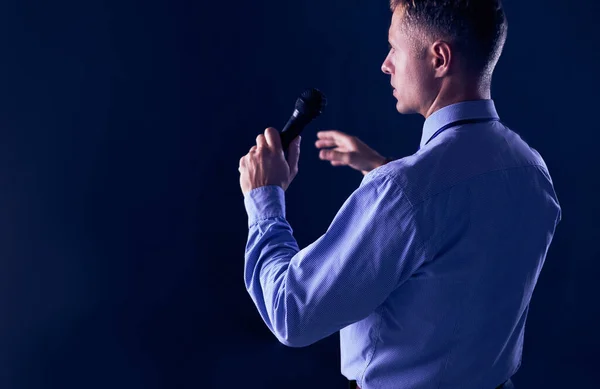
[{"left": 422, "top": 82, "right": 491, "bottom": 119}]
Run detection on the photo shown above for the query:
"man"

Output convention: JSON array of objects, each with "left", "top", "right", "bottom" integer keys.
[{"left": 238, "top": 1, "right": 561, "bottom": 388}]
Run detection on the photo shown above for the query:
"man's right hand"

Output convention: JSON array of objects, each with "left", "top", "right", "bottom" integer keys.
[{"left": 315, "top": 130, "right": 388, "bottom": 176}]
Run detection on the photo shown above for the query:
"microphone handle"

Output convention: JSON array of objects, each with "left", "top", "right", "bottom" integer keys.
[{"left": 280, "top": 111, "right": 310, "bottom": 152}]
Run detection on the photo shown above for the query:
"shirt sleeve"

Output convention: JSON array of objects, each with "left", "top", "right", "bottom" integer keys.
[{"left": 242, "top": 172, "right": 426, "bottom": 348}]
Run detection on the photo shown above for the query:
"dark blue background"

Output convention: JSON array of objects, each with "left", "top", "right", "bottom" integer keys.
[{"left": 0, "top": 0, "right": 597, "bottom": 387}]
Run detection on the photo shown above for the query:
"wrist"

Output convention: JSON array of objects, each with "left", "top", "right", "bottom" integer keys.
[
  {"left": 363, "top": 156, "right": 392, "bottom": 176},
  {"left": 378, "top": 156, "right": 394, "bottom": 168}
]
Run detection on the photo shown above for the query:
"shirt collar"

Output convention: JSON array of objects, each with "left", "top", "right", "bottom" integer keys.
[{"left": 420, "top": 99, "right": 499, "bottom": 149}]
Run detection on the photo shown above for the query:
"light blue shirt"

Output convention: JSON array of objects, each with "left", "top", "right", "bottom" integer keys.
[{"left": 243, "top": 100, "right": 561, "bottom": 389}]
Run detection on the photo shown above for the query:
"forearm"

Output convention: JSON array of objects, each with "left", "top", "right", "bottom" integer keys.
[
  {"left": 243, "top": 185, "right": 305, "bottom": 345},
  {"left": 244, "top": 216, "right": 301, "bottom": 346}
]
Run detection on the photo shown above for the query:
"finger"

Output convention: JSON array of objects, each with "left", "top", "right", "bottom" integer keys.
[
  {"left": 256, "top": 134, "right": 267, "bottom": 149},
  {"left": 319, "top": 149, "right": 349, "bottom": 164},
  {"left": 317, "top": 130, "right": 353, "bottom": 147},
  {"left": 331, "top": 160, "right": 346, "bottom": 166},
  {"left": 315, "top": 139, "right": 337, "bottom": 148},
  {"left": 250, "top": 145, "right": 258, "bottom": 153},
  {"left": 317, "top": 130, "right": 347, "bottom": 140},
  {"left": 316, "top": 130, "right": 338, "bottom": 139},
  {"left": 264, "top": 127, "right": 282, "bottom": 150},
  {"left": 286, "top": 136, "right": 301, "bottom": 175}
]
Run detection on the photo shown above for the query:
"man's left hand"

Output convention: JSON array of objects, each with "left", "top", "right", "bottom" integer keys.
[{"left": 239, "top": 127, "right": 302, "bottom": 196}]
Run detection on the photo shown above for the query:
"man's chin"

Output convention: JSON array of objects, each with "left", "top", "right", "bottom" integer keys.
[
  {"left": 395, "top": 100, "right": 418, "bottom": 115},
  {"left": 395, "top": 100, "right": 410, "bottom": 114}
]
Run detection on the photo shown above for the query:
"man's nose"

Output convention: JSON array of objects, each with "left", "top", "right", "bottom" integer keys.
[{"left": 381, "top": 58, "right": 392, "bottom": 75}]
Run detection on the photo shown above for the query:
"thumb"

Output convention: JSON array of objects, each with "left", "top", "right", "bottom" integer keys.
[{"left": 286, "top": 136, "right": 301, "bottom": 172}]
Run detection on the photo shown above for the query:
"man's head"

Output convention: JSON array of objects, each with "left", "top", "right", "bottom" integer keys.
[{"left": 381, "top": 0, "right": 507, "bottom": 116}]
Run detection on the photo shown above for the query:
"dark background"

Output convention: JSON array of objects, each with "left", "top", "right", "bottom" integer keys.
[{"left": 0, "top": 0, "right": 597, "bottom": 388}]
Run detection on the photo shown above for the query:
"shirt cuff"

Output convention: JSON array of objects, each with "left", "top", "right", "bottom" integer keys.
[{"left": 243, "top": 185, "right": 286, "bottom": 228}]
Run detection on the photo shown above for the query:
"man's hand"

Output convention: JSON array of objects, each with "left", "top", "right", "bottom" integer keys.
[
  {"left": 315, "top": 130, "right": 387, "bottom": 176},
  {"left": 239, "top": 127, "right": 302, "bottom": 196}
]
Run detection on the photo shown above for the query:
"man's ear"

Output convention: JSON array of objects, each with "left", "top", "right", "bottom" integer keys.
[{"left": 431, "top": 40, "right": 452, "bottom": 78}]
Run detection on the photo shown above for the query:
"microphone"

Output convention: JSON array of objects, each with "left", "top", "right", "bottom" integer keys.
[{"left": 280, "top": 88, "right": 327, "bottom": 152}]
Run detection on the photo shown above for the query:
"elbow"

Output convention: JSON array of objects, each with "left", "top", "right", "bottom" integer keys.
[
  {"left": 272, "top": 320, "right": 316, "bottom": 348},
  {"left": 275, "top": 331, "right": 314, "bottom": 348},
  {"left": 269, "top": 288, "right": 322, "bottom": 348}
]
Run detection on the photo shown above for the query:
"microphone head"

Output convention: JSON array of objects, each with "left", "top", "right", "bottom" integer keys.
[{"left": 295, "top": 88, "right": 327, "bottom": 119}]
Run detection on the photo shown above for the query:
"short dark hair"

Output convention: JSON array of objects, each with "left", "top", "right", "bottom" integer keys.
[{"left": 389, "top": 0, "right": 508, "bottom": 77}]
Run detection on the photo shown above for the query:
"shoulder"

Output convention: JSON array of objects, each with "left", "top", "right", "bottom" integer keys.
[
  {"left": 360, "top": 156, "right": 422, "bottom": 207},
  {"left": 363, "top": 121, "right": 552, "bottom": 206}
]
